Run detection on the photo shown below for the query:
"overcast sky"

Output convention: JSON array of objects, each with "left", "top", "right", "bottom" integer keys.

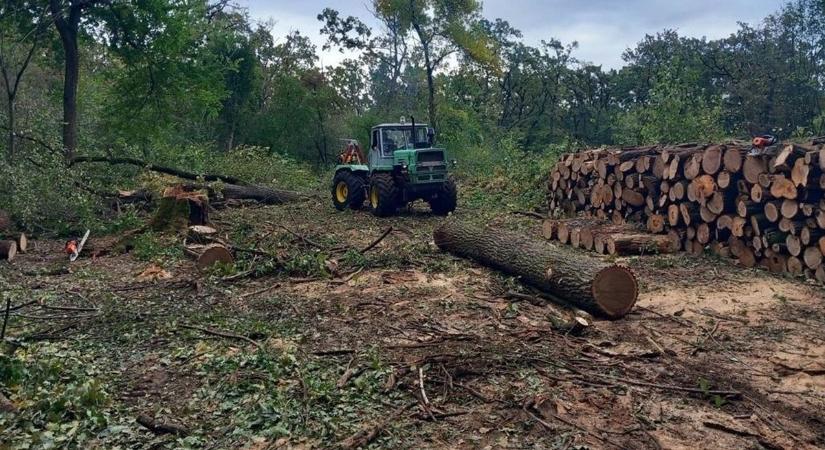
[{"left": 238, "top": 0, "right": 787, "bottom": 69}]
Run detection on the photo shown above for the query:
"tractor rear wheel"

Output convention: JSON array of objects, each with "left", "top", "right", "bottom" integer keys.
[
  {"left": 369, "top": 173, "right": 399, "bottom": 217},
  {"left": 429, "top": 178, "right": 457, "bottom": 216},
  {"left": 332, "top": 171, "right": 366, "bottom": 211}
]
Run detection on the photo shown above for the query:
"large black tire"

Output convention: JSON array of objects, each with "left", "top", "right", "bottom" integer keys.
[
  {"left": 369, "top": 173, "right": 399, "bottom": 217},
  {"left": 331, "top": 171, "right": 366, "bottom": 211},
  {"left": 429, "top": 178, "right": 458, "bottom": 216}
]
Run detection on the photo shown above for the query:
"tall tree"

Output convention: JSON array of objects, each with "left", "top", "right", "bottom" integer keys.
[
  {"left": 376, "top": 0, "right": 497, "bottom": 129},
  {"left": 0, "top": 1, "right": 49, "bottom": 161},
  {"left": 48, "top": 0, "right": 101, "bottom": 161}
]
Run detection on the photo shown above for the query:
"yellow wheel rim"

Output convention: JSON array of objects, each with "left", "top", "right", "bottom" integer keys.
[
  {"left": 370, "top": 186, "right": 379, "bottom": 208},
  {"left": 336, "top": 182, "right": 349, "bottom": 203}
]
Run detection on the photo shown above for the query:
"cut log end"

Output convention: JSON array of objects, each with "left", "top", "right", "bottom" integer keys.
[
  {"left": 17, "top": 233, "right": 27, "bottom": 253},
  {"left": 188, "top": 244, "right": 234, "bottom": 271},
  {"left": 591, "top": 265, "right": 638, "bottom": 319},
  {"left": 0, "top": 240, "right": 18, "bottom": 262}
]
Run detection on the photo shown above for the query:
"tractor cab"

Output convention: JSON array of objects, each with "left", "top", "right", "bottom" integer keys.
[
  {"left": 369, "top": 123, "right": 434, "bottom": 156},
  {"left": 331, "top": 117, "right": 457, "bottom": 217}
]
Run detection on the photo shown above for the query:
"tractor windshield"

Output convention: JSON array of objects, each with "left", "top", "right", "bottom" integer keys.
[{"left": 381, "top": 127, "right": 428, "bottom": 155}]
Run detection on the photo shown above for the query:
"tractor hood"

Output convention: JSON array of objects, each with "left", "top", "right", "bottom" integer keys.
[{"left": 393, "top": 148, "right": 446, "bottom": 166}]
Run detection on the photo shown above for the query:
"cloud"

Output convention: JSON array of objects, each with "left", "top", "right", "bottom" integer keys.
[{"left": 239, "top": 0, "right": 787, "bottom": 69}]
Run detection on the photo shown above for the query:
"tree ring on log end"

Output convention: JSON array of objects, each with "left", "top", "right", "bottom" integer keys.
[{"left": 591, "top": 265, "right": 638, "bottom": 319}]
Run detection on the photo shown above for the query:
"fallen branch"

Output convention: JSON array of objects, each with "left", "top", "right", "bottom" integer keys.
[
  {"left": 329, "top": 267, "right": 364, "bottom": 285},
  {"left": 336, "top": 357, "right": 363, "bottom": 389},
  {"left": 312, "top": 348, "right": 354, "bottom": 356},
  {"left": 179, "top": 324, "right": 262, "bottom": 351},
  {"left": 1, "top": 300, "right": 10, "bottom": 340},
  {"left": 40, "top": 304, "right": 98, "bottom": 312},
  {"left": 585, "top": 371, "right": 741, "bottom": 398},
  {"left": 361, "top": 227, "right": 393, "bottom": 253},
  {"left": 702, "top": 421, "right": 782, "bottom": 450},
  {"left": 636, "top": 305, "right": 694, "bottom": 327},
  {"left": 418, "top": 367, "right": 430, "bottom": 405},
  {"left": 525, "top": 402, "right": 625, "bottom": 449},
  {"left": 71, "top": 155, "right": 246, "bottom": 185},
  {"left": 14, "top": 312, "right": 99, "bottom": 321},
  {"left": 691, "top": 321, "right": 720, "bottom": 356},
  {"left": 337, "top": 403, "right": 415, "bottom": 450},
  {"left": 280, "top": 225, "right": 326, "bottom": 249},
  {"left": 136, "top": 414, "right": 190, "bottom": 436},
  {"left": 239, "top": 282, "right": 281, "bottom": 299},
  {"left": 512, "top": 210, "right": 546, "bottom": 220}
]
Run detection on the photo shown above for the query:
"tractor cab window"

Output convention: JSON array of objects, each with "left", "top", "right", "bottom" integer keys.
[
  {"left": 371, "top": 130, "right": 380, "bottom": 152},
  {"left": 380, "top": 127, "right": 428, "bottom": 156}
]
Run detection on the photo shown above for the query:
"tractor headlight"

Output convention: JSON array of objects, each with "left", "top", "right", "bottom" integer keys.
[{"left": 401, "top": 161, "right": 408, "bottom": 170}]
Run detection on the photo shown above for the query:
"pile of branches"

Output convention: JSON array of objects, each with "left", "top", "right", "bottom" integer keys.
[{"left": 546, "top": 138, "right": 825, "bottom": 281}]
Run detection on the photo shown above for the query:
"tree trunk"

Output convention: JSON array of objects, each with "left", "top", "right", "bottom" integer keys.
[
  {"left": 411, "top": 18, "right": 437, "bottom": 130},
  {"left": 50, "top": 0, "right": 81, "bottom": 161},
  {"left": 6, "top": 93, "right": 15, "bottom": 161},
  {"left": 220, "top": 184, "right": 303, "bottom": 204},
  {"left": 433, "top": 221, "right": 638, "bottom": 319}
]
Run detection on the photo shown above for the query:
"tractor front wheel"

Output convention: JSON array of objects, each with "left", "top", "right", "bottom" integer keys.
[
  {"left": 332, "top": 171, "right": 366, "bottom": 211},
  {"left": 429, "top": 178, "right": 458, "bottom": 216},
  {"left": 369, "top": 173, "right": 399, "bottom": 217}
]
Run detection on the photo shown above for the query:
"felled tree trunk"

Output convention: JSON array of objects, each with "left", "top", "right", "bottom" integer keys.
[
  {"left": 71, "top": 156, "right": 306, "bottom": 206},
  {"left": 219, "top": 184, "right": 303, "bottom": 205},
  {"left": 433, "top": 221, "right": 638, "bottom": 319}
]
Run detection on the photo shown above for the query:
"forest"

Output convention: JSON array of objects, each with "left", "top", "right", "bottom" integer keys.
[
  {"left": 2, "top": 1, "right": 825, "bottom": 449},
  {"left": 0, "top": 0, "right": 823, "bottom": 231}
]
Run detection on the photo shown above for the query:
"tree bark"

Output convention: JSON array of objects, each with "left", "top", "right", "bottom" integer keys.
[
  {"left": 433, "top": 221, "right": 638, "bottom": 319},
  {"left": 71, "top": 155, "right": 247, "bottom": 184},
  {"left": 50, "top": 0, "right": 82, "bottom": 162},
  {"left": 220, "top": 184, "right": 303, "bottom": 205},
  {"left": 5, "top": 95, "right": 14, "bottom": 161}
]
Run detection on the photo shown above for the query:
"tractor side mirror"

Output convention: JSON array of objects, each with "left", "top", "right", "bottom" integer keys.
[{"left": 427, "top": 127, "right": 435, "bottom": 145}]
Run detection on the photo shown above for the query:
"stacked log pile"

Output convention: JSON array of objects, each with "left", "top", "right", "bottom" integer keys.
[{"left": 546, "top": 139, "right": 825, "bottom": 281}]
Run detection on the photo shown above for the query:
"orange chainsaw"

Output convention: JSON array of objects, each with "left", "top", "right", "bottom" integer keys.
[
  {"left": 747, "top": 134, "right": 778, "bottom": 156},
  {"left": 65, "top": 229, "right": 90, "bottom": 262}
]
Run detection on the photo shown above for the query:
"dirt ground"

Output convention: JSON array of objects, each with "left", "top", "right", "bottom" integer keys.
[{"left": 2, "top": 197, "right": 825, "bottom": 449}]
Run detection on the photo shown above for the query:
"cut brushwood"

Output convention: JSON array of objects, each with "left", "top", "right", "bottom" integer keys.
[{"left": 434, "top": 221, "right": 638, "bottom": 319}]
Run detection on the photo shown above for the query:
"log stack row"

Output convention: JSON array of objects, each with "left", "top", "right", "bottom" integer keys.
[{"left": 546, "top": 139, "right": 825, "bottom": 281}]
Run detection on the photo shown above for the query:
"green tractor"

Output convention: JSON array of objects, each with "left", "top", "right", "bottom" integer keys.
[{"left": 331, "top": 119, "right": 457, "bottom": 217}]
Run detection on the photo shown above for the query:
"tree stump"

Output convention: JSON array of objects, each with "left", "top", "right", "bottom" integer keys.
[
  {"left": 185, "top": 244, "right": 234, "bottom": 271},
  {"left": 0, "top": 240, "right": 17, "bottom": 262}
]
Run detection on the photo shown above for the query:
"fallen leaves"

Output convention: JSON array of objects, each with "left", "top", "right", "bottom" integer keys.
[{"left": 136, "top": 264, "right": 172, "bottom": 282}]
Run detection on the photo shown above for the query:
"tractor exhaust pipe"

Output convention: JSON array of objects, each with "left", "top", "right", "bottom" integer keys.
[{"left": 410, "top": 116, "right": 416, "bottom": 147}]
